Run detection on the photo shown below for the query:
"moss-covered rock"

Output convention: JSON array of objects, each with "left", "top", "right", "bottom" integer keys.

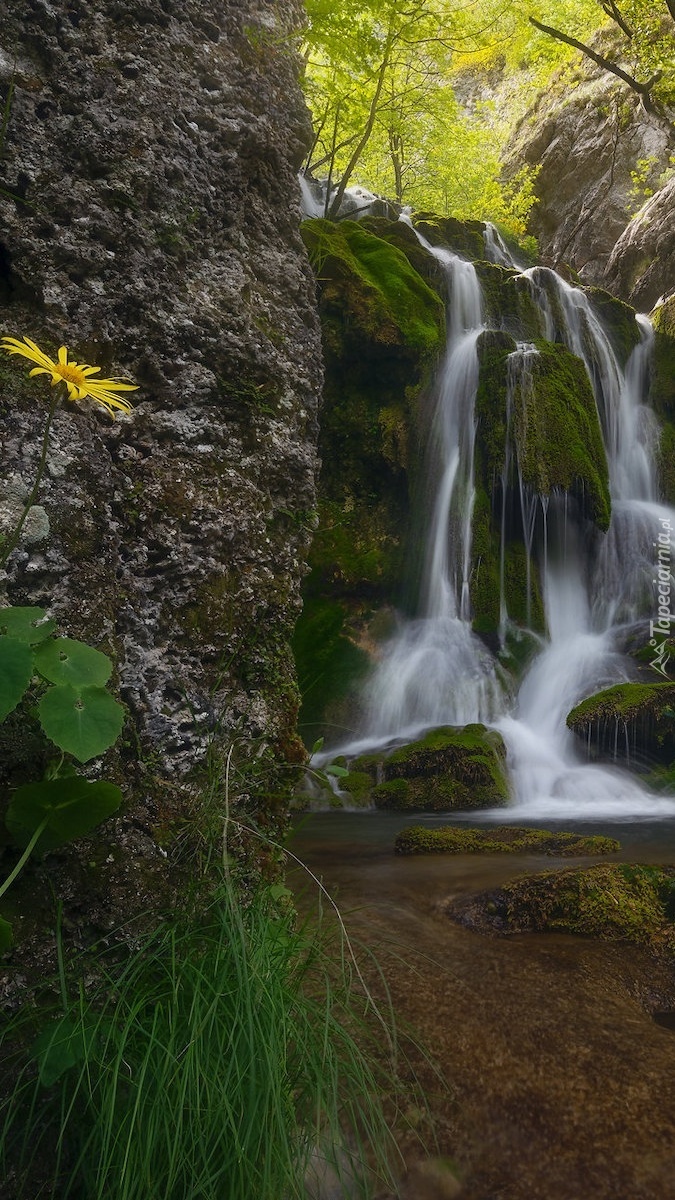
[
  {"left": 394, "top": 825, "right": 620, "bottom": 856},
  {"left": 301, "top": 219, "right": 445, "bottom": 360},
  {"left": 411, "top": 212, "right": 487, "bottom": 261},
  {"left": 470, "top": 331, "right": 610, "bottom": 636},
  {"left": 651, "top": 297, "right": 675, "bottom": 505},
  {"left": 296, "top": 219, "right": 446, "bottom": 740},
  {"left": 474, "top": 261, "right": 542, "bottom": 341},
  {"left": 449, "top": 863, "right": 675, "bottom": 953},
  {"left": 346, "top": 724, "right": 509, "bottom": 811},
  {"left": 566, "top": 682, "right": 675, "bottom": 767},
  {"left": 584, "top": 286, "right": 641, "bottom": 368},
  {"left": 475, "top": 334, "right": 611, "bottom": 530}
]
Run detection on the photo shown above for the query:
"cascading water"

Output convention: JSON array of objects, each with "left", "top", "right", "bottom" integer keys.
[
  {"left": 332, "top": 229, "right": 504, "bottom": 759},
  {"left": 319, "top": 218, "right": 675, "bottom": 816}
]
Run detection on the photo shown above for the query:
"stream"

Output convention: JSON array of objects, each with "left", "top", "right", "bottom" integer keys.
[{"left": 290, "top": 811, "right": 675, "bottom": 1200}]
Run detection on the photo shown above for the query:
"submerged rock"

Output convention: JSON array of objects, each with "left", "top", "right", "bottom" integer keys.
[
  {"left": 448, "top": 863, "right": 675, "bottom": 954},
  {"left": 394, "top": 825, "right": 620, "bottom": 856}
]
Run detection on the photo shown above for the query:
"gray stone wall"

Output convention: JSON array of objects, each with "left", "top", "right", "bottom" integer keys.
[{"left": 0, "top": 0, "right": 321, "bottom": 781}]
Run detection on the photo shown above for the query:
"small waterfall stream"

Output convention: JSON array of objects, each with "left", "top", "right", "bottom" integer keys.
[{"left": 320, "top": 219, "right": 675, "bottom": 816}]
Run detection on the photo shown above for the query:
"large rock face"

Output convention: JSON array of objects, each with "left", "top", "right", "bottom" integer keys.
[
  {"left": 0, "top": 0, "right": 322, "bottom": 947},
  {"left": 505, "top": 69, "right": 672, "bottom": 292},
  {"left": 603, "top": 176, "right": 675, "bottom": 310}
]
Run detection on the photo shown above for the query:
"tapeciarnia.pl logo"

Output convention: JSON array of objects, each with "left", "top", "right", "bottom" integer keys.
[{"left": 650, "top": 515, "right": 673, "bottom": 678}]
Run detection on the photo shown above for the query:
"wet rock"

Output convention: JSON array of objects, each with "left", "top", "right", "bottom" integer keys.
[
  {"left": 394, "top": 825, "right": 620, "bottom": 857},
  {"left": 448, "top": 863, "right": 675, "bottom": 954},
  {"left": 345, "top": 724, "right": 509, "bottom": 812},
  {"left": 603, "top": 176, "right": 675, "bottom": 311},
  {"left": 566, "top": 681, "right": 675, "bottom": 768}
]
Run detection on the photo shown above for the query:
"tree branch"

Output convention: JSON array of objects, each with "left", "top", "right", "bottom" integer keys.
[
  {"left": 528, "top": 17, "right": 662, "bottom": 98},
  {"left": 601, "top": 0, "right": 633, "bottom": 39}
]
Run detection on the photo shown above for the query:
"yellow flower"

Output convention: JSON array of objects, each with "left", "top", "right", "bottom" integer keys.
[{"left": 0, "top": 336, "right": 138, "bottom": 415}]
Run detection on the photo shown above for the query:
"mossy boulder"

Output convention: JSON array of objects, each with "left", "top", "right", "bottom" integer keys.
[
  {"left": 566, "top": 682, "right": 675, "bottom": 767},
  {"left": 473, "top": 261, "right": 542, "bottom": 341},
  {"left": 411, "top": 212, "right": 486, "bottom": 261},
  {"left": 358, "top": 215, "right": 446, "bottom": 294},
  {"left": 475, "top": 333, "right": 611, "bottom": 529},
  {"left": 449, "top": 863, "right": 675, "bottom": 953},
  {"left": 345, "top": 724, "right": 509, "bottom": 811},
  {"left": 394, "top": 825, "right": 620, "bottom": 856},
  {"left": 470, "top": 331, "right": 610, "bottom": 636},
  {"left": 584, "top": 286, "right": 641, "bottom": 368},
  {"left": 651, "top": 297, "right": 675, "bottom": 504}
]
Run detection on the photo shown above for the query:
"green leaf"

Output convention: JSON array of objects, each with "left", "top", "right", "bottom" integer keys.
[
  {"left": 0, "top": 915, "right": 13, "bottom": 952},
  {"left": 0, "top": 606, "right": 56, "bottom": 644},
  {"left": 38, "top": 685, "right": 124, "bottom": 762},
  {"left": 0, "top": 636, "right": 33, "bottom": 721},
  {"left": 34, "top": 637, "right": 112, "bottom": 688},
  {"left": 6, "top": 776, "right": 123, "bottom": 851},
  {"left": 311, "top": 736, "right": 325, "bottom": 754},
  {"left": 325, "top": 764, "right": 349, "bottom": 778},
  {"left": 31, "top": 1016, "right": 93, "bottom": 1087}
]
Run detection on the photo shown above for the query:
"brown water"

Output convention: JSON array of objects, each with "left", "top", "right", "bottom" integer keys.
[{"left": 289, "top": 814, "right": 675, "bottom": 1200}]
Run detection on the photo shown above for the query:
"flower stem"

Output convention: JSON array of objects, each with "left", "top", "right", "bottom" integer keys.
[
  {"left": 0, "top": 818, "right": 49, "bottom": 900},
  {"left": 0, "top": 389, "right": 61, "bottom": 568}
]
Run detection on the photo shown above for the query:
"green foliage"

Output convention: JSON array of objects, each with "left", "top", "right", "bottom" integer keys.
[
  {"left": 0, "top": 607, "right": 125, "bottom": 946},
  {"left": 1, "top": 881, "right": 400, "bottom": 1200},
  {"left": 6, "top": 778, "right": 123, "bottom": 853}
]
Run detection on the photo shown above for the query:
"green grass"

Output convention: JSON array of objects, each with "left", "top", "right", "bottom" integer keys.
[{"left": 1, "top": 881, "right": 401, "bottom": 1199}]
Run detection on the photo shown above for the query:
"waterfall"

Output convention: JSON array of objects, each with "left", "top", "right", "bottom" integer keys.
[
  {"left": 497, "top": 273, "right": 675, "bottom": 815},
  {"left": 332, "top": 228, "right": 504, "bottom": 757},
  {"left": 316, "top": 222, "right": 675, "bottom": 815}
]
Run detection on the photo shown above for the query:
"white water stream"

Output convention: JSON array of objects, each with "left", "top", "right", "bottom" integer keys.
[{"left": 319, "top": 218, "right": 675, "bottom": 817}]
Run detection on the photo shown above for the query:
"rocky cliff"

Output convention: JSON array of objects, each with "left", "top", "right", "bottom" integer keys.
[
  {"left": 505, "top": 66, "right": 673, "bottom": 298},
  {"left": 0, "top": 0, "right": 322, "bottom": 953}
]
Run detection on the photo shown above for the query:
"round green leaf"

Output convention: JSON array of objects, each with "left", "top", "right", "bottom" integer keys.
[
  {"left": 34, "top": 638, "right": 112, "bottom": 688},
  {"left": 38, "top": 684, "right": 125, "bottom": 762},
  {"left": 6, "top": 776, "right": 123, "bottom": 851},
  {"left": 0, "top": 606, "right": 56, "bottom": 644},
  {"left": 0, "top": 636, "right": 34, "bottom": 722},
  {"left": 0, "top": 915, "right": 13, "bottom": 952},
  {"left": 31, "top": 1016, "right": 95, "bottom": 1087}
]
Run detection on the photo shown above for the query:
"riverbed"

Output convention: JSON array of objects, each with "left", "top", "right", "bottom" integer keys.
[{"left": 289, "top": 812, "right": 675, "bottom": 1200}]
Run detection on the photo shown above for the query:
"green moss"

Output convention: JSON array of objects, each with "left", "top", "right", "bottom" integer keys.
[
  {"left": 358, "top": 216, "right": 446, "bottom": 294},
  {"left": 474, "top": 262, "right": 542, "bottom": 341},
  {"left": 651, "top": 297, "right": 675, "bottom": 422},
  {"left": 394, "top": 824, "right": 621, "bottom": 856},
  {"left": 341, "top": 771, "right": 374, "bottom": 805},
  {"left": 301, "top": 219, "right": 445, "bottom": 359},
  {"left": 584, "top": 286, "right": 641, "bottom": 368},
  {"left": 291, "top": 596, "right": 370, "bottom": 742},
  {"left": 657, "top": 421, "right": 675, "bottom": 505},
  {"left": 566, "top": 682, "right": 675, "bottom": 766},
  {"left": 454, "top": 863, "right": 675, "bottom": 951},
  {"left": 411, "top": 213, "right": 486, "bottom": 260},
  {"left": 475, "top": 333, "right": 611, "bottom": 531},
  {"left": 351, "top": 724, "right": 509, "bottom": 811}
]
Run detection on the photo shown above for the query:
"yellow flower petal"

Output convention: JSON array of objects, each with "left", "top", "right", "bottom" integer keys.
[{"left": 2, "top": 334, "right": 137, "bottom": 416}]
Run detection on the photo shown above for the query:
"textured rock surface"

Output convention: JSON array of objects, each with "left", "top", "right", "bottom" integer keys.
[
  {"left": 0, "top": 0, "right": 322, "bottom": 957},
  {"left": 604, "top": 175, "right": 675, "bottom": 310},
  {"left": 505, "top": 70, "right": 672, "bottom": 290}
]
